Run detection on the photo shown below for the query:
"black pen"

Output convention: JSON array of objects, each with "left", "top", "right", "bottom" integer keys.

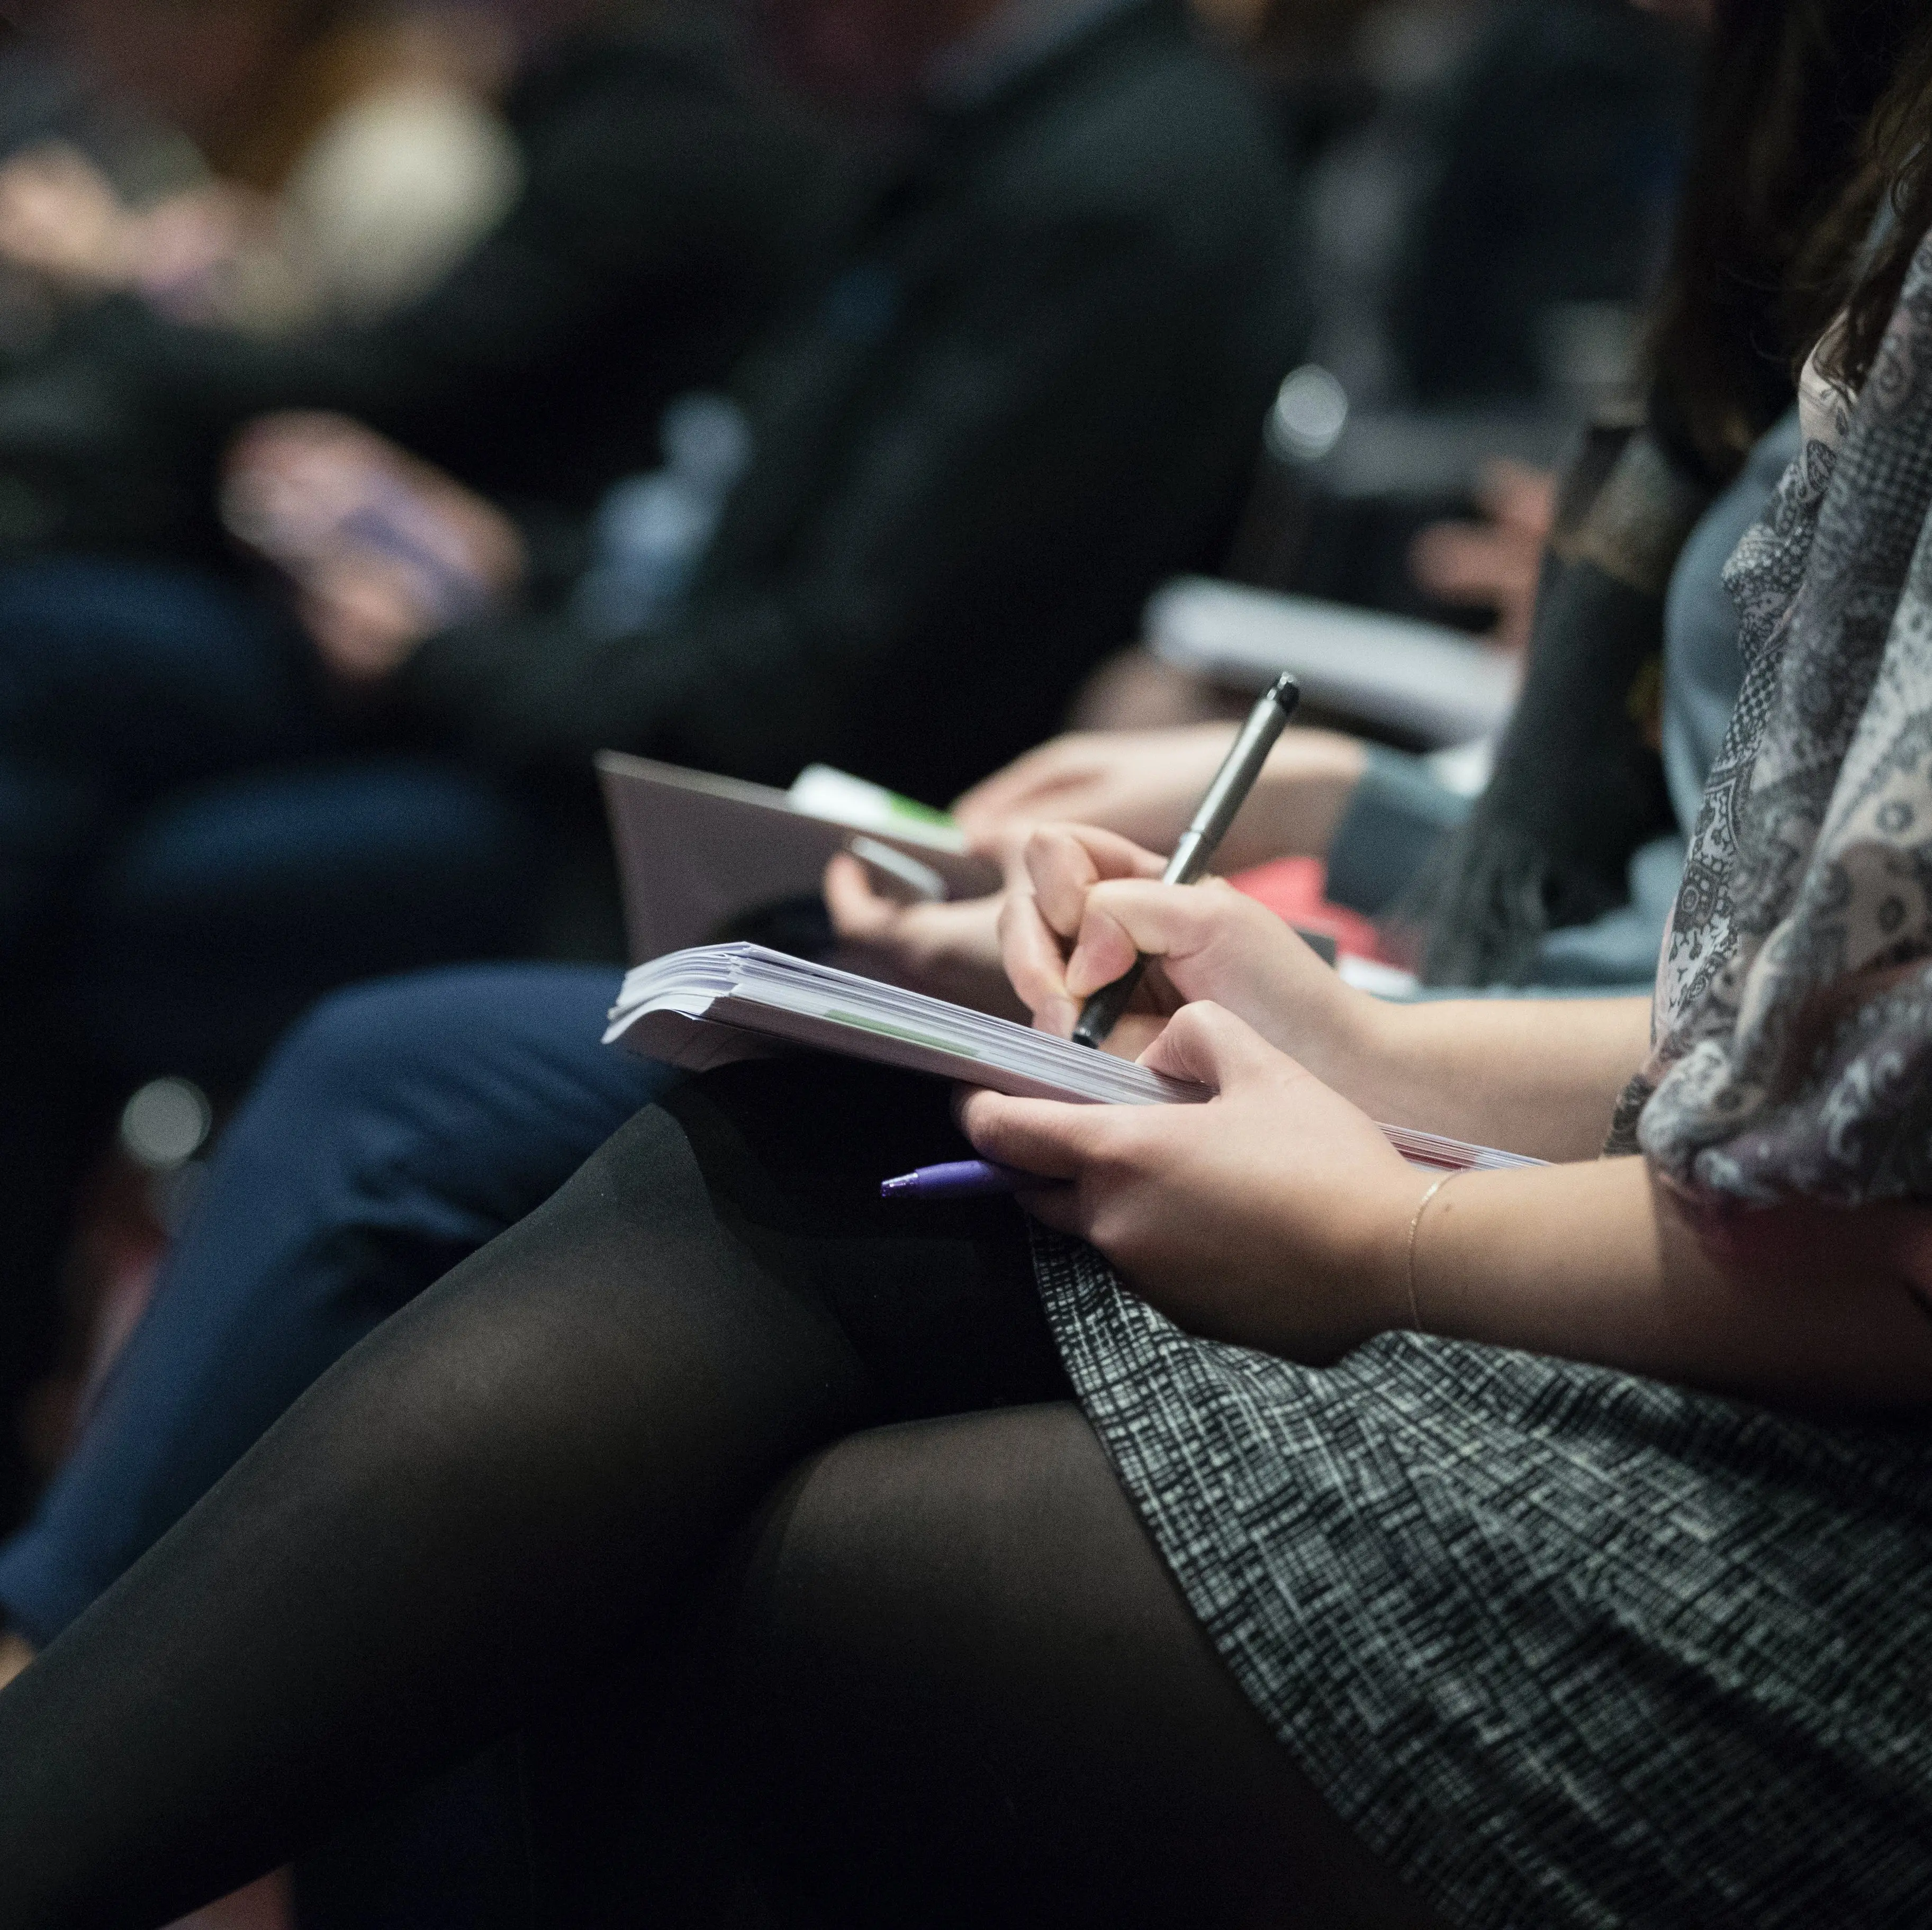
[{"left": 1071, "top": 673, "right": 1302, "bottom": 1050}]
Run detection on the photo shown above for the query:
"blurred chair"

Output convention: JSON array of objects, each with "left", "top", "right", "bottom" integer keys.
[
  {"left": 1076, "top": 0, "right": 1693, "bottom": 736},
  {"left": 1144, "top": 573, "right": 1518, "bottom": 746},
  {"left": 1224, "top": 382, "right": 1577, "bottom": 627},
  {"left": 1236, "top": 0, "right": 1691, "bottom": 626}
]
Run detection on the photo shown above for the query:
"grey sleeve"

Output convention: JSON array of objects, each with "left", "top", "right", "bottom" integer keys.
[{"left": 1322, "top": 745, "right": 1473, "bottom": 916}]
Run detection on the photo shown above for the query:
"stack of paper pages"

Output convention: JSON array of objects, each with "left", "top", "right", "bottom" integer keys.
[
  {"left": 607, "top": 944, "right": 1200, "bottom": 1102},
  {"left": 606, "top": 945, "right": 1540, "bottom": 1171},
  {"left": 1380, "top": 1124, "right": 1538, "bottom": 1173}
]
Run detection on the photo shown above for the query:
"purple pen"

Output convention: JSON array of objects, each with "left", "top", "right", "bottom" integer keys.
[{"left": 880, "top": 1159, "right": 1037, "bottom": 1201}]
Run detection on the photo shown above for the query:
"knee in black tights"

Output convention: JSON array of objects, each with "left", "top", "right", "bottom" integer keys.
[{"left": 710, "top": 1404, "right": 1442, "bottom": 1930}]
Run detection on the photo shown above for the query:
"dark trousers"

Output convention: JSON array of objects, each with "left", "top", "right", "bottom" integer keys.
[
  {"left": 0, "top": 554, "right": 543, "bottom": 1074},
  {"left": 0, "top": 556, "right": 543, "bottom": 1520}
]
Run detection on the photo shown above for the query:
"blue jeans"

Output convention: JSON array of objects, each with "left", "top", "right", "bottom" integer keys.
[
  {"left": 0, "top": 965, "right": 672, "bottom": 1645},
  {"left": 80, "top": 761, "right": 544, "bottom": 1087},
  {"left": 0, "top": 555, "right": 540, "bottom": 1075}
]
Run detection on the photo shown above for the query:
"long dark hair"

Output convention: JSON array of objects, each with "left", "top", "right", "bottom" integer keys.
[
  {"left": 1647, "top": 0, "right": 1925, "bottom": 481},
  {"left": 1415, "top": 0, "right": 1932, "bottom": 990},
  {"left": 1800, "top": 14, "right": 1932, "bottom": 394}
]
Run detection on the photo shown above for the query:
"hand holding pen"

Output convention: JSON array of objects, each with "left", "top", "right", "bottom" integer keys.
[
  {"left": 1071, "top": 674, "right": 1300, "bottom": 1047},
  {"left": 887, "top": 675, "right": 1301, "bottom": 1200}
]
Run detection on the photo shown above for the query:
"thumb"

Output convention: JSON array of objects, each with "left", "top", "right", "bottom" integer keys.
[
  {"left": 822, "top": 851, "right": 893, "bottom": 938},
  {"left": 1139, "top": 1000, "right": 1288, "bottom": 1093}
]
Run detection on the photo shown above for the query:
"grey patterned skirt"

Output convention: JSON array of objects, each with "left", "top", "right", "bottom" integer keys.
[{"left": 1031, "top": 1232, "right": 1932, "bottom": 1928}]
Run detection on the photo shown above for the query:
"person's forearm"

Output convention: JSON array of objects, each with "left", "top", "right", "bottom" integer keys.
[
  {"left": 1394, "top": 1157, "right": 1932, "bottom": 1410},
  {"left": 1337, "top": 995, "right": 1650, "bottom": 1162},
  {"left": 401, "top": 604, "right": 794, "bottom": 782}
]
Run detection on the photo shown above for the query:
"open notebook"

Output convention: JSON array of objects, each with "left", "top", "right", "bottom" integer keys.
[
  {"left": 606, "top": 944, "right": 1541, "bottom": 1172},
  {"left": 598, "top": 752, "right": 1000, "bottom": 963}
]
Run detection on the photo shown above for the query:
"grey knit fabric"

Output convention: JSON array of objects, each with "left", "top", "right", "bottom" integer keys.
[{"left": 1033, "top": 1228, "right": 1932, "bottom": 1928}]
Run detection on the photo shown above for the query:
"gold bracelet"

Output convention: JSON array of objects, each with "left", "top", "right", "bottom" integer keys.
[{"left": 1404, "top": 1172, "right": 1460, "bottom": 1330}]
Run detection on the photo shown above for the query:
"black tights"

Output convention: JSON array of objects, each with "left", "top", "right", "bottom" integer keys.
[{"left": 0, "top": 1062, "right": 1434, "bottom": 1928}]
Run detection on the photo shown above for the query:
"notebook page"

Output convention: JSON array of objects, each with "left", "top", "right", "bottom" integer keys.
[
  {"left": 608, "top": 945, "right": 1545, "bottom": 1166},
  {"left": 610, "top": 945, "right": 1202, "bottom": 1104}
]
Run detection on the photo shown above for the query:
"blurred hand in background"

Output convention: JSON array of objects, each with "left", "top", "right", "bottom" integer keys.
[
  {"left": 0, "top": 142, "right": 145, "bottom": 295},
  {"left": 0, "top": 141, "right": 270, "bottom": 310},
  {"left": 826, "top": 713, "right": 1373, "bottom": 1014},
  {"left": 1407, "top": 458, "right": 1556, "bottom": 654},
  {"left": 223, "top": 411, "right": 526, "bottom": 683},
  {"left": 822, "top": 851, "right": 1024, "bottom": 1019},
  {"left": 953, "top": 723, "right": 1366, "bottom": 871}
]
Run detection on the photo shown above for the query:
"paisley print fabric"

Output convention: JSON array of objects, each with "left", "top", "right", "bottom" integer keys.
[{"left": 1614, "top": 227, "right": 1932, "bottom": 1203}]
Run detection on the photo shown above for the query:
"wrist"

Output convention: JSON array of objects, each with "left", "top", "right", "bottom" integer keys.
[
  {"left": 1283, "top": 971, "right": 1404, "bottom": 1116},
  {"left": 1235, "top": 1163, "right": 1417, "bottom": 1363},
  {"left": 1326, "top": 1168, "right": 1430, "bottom": 1354},
  {"left": 1331, "top": 992, "right": 1449, "bottom": 1125}
]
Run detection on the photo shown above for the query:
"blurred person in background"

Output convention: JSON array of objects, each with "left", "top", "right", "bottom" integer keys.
[
  {"left": 1074, "top": 0, "right": 1694, "bottom": 740},
  {"left": 0, "top": 1, "right": 1305, "bottom": 1906},
  {"left": 0, "top": 0, "right": 526, "bottom": 338},
  {"left": 0, "top": 0, "right": 1298, "bottom": 1541},
  {"left": 216, "top": 0, "right": 1301, "bottom": 810},
  {"left": 0, "top": 0, "right": 830, "bottom": 543},
  {"left": 1291, "top": 0, "right": 1690, "bottom": 419},
  {"left": 0, "top": 0, "right": 832, "bottom": 1532},
  {"left": 838, "top": 0, "right": 1885, "bottom": 1004}
]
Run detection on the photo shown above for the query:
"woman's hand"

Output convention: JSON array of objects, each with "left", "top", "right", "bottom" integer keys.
[
  {"left": 1000, "top": 820, "right": 1385, "bottom": 1088},
  {"left": 969, "top": 1017, "right": 1932, "bottom": 1405},
  {"left": 823, "top": 852, "right": 1026, "bottom": 1020},
  {"left": 953, "top": 724, "right": 1366, "bottom": 871},
  {"left": 961, "top": 1003, "right": 1420, "bottom": 1361}
]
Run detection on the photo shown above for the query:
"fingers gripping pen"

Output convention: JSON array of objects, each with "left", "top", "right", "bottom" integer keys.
[{"left": 1070, "top": 673, "right": 1301, "bottom": 1050}]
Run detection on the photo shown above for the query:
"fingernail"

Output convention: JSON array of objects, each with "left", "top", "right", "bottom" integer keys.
[{"left": 1064, "top": 947, "right": 1105, "bottom": 999}]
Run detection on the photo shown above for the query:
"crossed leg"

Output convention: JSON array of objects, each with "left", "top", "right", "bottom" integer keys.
[{"left": 0, "top": 1059, "right": 1437, "bottom": 1928}]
